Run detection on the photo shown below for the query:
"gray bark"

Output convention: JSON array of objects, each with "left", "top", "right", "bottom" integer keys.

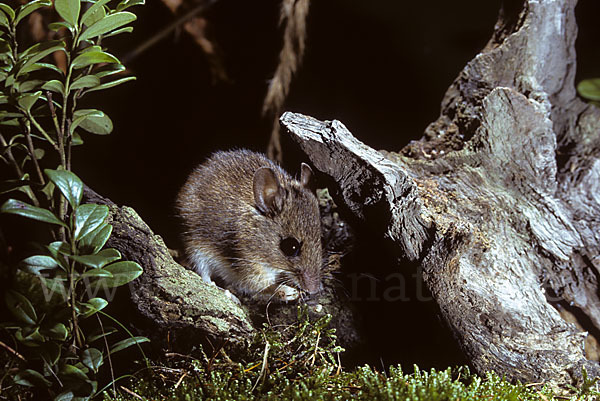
[
  {"left": 83, "top": 187, "right": 361, "bottom": 355},
  {"left": 83, "top": 187, "right": 255, "bottom": 351},
  {"left": 280, "top": 0, "right": 600, "bottom": 385}
]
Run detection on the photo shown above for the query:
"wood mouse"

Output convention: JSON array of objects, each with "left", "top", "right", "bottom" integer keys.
[{"left": 176, "top": 149, "right": 324, "bottom": 302}]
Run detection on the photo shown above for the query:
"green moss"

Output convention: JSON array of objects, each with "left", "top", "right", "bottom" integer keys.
[{"left": 99, "top": 307, "right": 595, "bottom": 401}]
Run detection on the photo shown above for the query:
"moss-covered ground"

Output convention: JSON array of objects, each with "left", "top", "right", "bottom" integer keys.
[
  {"left": 2, "top": 307, "right": 598, "bottom": 400},
  {"left": 99, "top": 308, "right": 598, "bottom": 401}
]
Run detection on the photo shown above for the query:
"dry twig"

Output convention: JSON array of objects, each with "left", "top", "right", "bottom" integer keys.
[{"left": 264, "top": 0, "right": 310, "bottom": 162}]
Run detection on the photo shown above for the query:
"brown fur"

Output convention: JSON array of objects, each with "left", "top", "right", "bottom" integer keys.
[{"left": 176, "top": 149, "right": 323, "bottom": 301}]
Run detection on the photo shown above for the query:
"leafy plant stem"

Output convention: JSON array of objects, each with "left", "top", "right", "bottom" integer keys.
[
  {"left": 56, "top": 194, "right": 66, "bottom": 240},
  {"left": 56, "top": 50, "right": 78, "bottom": 230},
  {"left": 0, "top": 132, "right": 41, "bottom": 207},
  {"left": 28, "top": 113, "right": 58, "bottom": 148},
  {"left": 46, "top": 91, "right": 62, "bottom": 136},
  {"left": 9, "top": 23, "right": 18, "bottom": 71},
  {"left": 0, "top": 131, "right": 25, "bottom": 178},
  {"left": 48, "top": 91, "right": 67, "bottom": 169},
  {"left": 22, "top": 120, "right": 45, "bottom": 186},
  {"left": 60, "top": 75, "right": 70, "bottom": 154},
  {"left": 60, "top": 29, "right": 79, "bottom": 162},
  {"left": 66, "top": 119, "right": 72, "bottom": 171},
  {"left": 69, "top": 257, "right": 83, "bottom": 350}
]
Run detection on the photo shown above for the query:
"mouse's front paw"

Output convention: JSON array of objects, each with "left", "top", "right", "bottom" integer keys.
[
  {"left": 276, "top": 285, "right": 300, "bottom": 302},
  {"left": 204, "top": 279, "right": 242, "bottom": 305},
  {"left": 223, "top": 289, "right": 241, "bottom": 305}
]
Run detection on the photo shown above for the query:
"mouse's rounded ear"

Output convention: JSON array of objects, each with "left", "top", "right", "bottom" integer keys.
[
  {"left": 253, "top": 167, "right": 284, "bottom": 216},
  {"left": 300, "top": 163, "right": 316, "bottom": 192}
]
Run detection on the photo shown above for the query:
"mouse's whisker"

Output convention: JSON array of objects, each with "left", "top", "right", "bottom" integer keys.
[{"left": 264, "top": 282, "right": 287, "bottom": 303}]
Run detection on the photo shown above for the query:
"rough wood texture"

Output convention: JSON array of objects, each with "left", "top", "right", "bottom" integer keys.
[
  {"left": 83, "top": 187, "right": 255, "bottom": 351},
  {"left": 83, "top": 187, "right": 361, "bottom": 354},
  {"left": 280, "top": 0, "right": 600, "bottom": 385}
]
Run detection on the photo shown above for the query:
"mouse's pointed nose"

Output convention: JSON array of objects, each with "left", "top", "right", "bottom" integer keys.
[{"left": 301, "top": 270, "right": 321, "bottom": 295}]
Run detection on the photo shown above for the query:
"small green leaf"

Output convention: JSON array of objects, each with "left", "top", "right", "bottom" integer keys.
[
  {"left": 80, "top": 45, "right": 102, "bottom": 54},
  {"left": 19, "top": 255, "right": 58, "bottom": 274},
  {"left": 1, "top": 118, "right": 20, "bottom": 127},
  {"left": 0, "top": 4, "right": 15, "bottom": 22},
  {"left": 72, "top": 131, "right": 84, "bottom": 146},
  {"left": 0, "top": 179, "right": 32, "bottom": 195},
  {"left": 79, "top": 11, "right": 136, "bottom": 42},
  {"left": 71, "top": 248, "right": 121, "bottom": 269},
  {"left": 70, "top": 109, "right": 102, "bottom": 134},
  {"left": 20, "top": 39, "right": 60, "bottom": 58},
  {"left": 46, "top": 322, "right": 68, "bottom": 341},
  {"left": 109, "top": 336, "right": 149, "bottom": 354},
  {"left": 87, "top": 297, "right": 108, "bottom": 311},
  {"left": 94, "top": 63, "right": 125, "bottom": 78},
  {"left": 80, "top": 268, "right": 113, "bottom": 279},
  {"left": 20, "top": 61, "right": 64, "bottom": 76},
  {"left": 54, "top": 391, "right": 75, "bottom": 401},
  {"left": 48, "top": 21, "right": 72, "bottom": 32},
  {"left": 81, "top": 112, "right": 113, "bottom": 135},
  {"left": 78, "top": 223, "right": 112, "bottom": 254},
  {"left": 70, "top": 74, "right": 100, "bottom": 91},
  {"left": 73, "top": 109, "right": 113, "bottom": 135},
  {"left": 74, "top": 204, "right": 109, "bottom": 240},
  {"left": 17, "top": 91, "right": 42, "bottom": 113},
  {"left": 87, "top": 76, "right": 135, "bottom": 93},
  {"left": 47, "top": 241, "right": 71, "bottom": 258},
  {"left": 15, "top": 326, "right": 45, "bottom": 346},
  {"left": 578, "top": 78, "right": 600, "bottom": 102},
  {"left": 15, "top": 79, "right": 42, "bottom": 92},
  {"left": 0, "top": 10, "right": 8, "bottom": 28},
  {"left": 41, "top": 79, "right": 65, "bottom": 95},
  {"left": 82, "top": 348, "right": 103, "bottom": 373},
  {"left": 116, "top": 0, "right": 145, "bottom": 12},
  {"left": 18, "top": 41, "right": 65, "bottom": 77},
  {"left": 71, "top": 50, "right": 118, "bottom": 69},
  {"left": 14, "top": 369, "right": 52, "bottom": 387},
  {"left": 80, "top": 0, "right": 110, "bottom": 28},
  {"left": 6, "top": 290, "right": 37, "bottom": 325},
  {"left": 102, "top": 25, "right": 133, "bottom": 38},
  {"left": 34, "top": 148, "right": 44, "bottom": 160},
  {"left": 0, "top": 111, "right": 22, "bottom": 120},
  {"left": 59, "top": 364, "right": 89, "bottom": 382},
  {"left": 4, "top": 73, "right": 15, "bottom": 87},
  {"left": 15, "top": 0, "right": 52, "bottom": 26},
  {"left": 44, "top": 169, "right": 83, "bottom": 208},
  {"left": 80, "top": 297, "right": 109, "bottom": 317},
  {"left": 40, "top": 177, "right": 55, "bottom": 202},
  {"left": 54, "top": 0, "right": 80, "bottom": 27},
  {"left": 1, "top": 199, "right": 67, "bottom": 227},
  {"left": 94, "top": 261, "right": 142, "bottom": 288}
]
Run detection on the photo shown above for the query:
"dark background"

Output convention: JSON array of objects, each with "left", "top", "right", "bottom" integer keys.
[
  {"left": 44, "top": 0, "right": 600, "bottom": 369},
  {"left": 74, "top": 0, "right": 600, "bottom": 247}
]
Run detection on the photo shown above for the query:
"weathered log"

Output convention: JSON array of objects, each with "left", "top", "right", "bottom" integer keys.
[
  {"left": 280, "top": 0, "right": 600, "bottom": 385},
  {"left": 82, "top": 187, "right": 361, "bottom": 355},
  {"left": 83, "top": 187, "right": 255, "bottom": 351}
]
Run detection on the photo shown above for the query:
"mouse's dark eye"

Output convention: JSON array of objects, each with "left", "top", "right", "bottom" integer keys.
[{"left": 280, "top": 237, "right": 301, "bottom": 257}]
